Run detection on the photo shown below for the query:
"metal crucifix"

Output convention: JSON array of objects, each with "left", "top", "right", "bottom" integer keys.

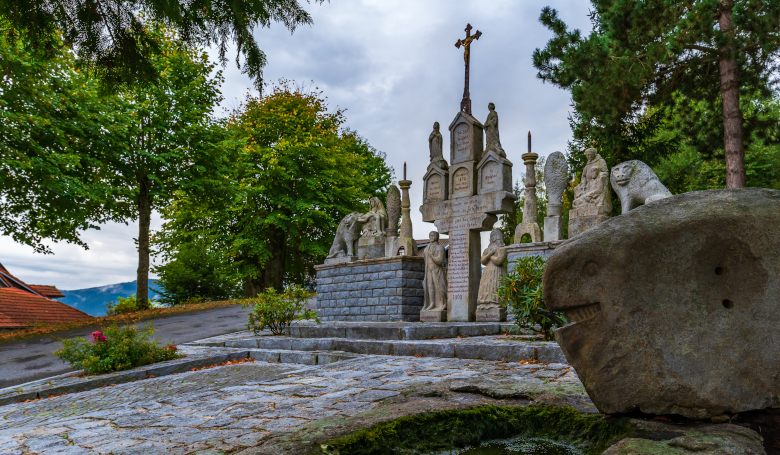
[{"left": 455, "top": 23, "right": 482, "bottom": 115}]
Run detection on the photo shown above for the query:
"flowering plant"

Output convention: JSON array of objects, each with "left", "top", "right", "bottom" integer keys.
[{"left": 55, "top": 323, "right": 182, "bottom": 374}]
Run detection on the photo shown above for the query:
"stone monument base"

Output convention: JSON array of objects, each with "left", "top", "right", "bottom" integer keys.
[
  {"left": 358, "top": 234, "right": 386, "bottom": 260},
  {"left": 420, "top": 309, "right": 447, "bottom": 322},
  {"left": 506, "top": 241, "right": 565, "bottom": 272},
  {"left": 476, "top": 306, "right": 506, "bottom": 322},
  {"left": 543, "top": 216, "right": 563, "bottom": 242},
  {"left": 568, "top": 214, "right": 610, "bottom": 238},
  {"left": 315, "top": 256, "right": 424, "bottom": 322},
  {"left": 323, "top": 255, "right": 356, "bottom": 266}
]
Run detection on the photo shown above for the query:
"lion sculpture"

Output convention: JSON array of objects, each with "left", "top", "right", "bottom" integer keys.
[
  {"left": 610, "top": 160, "right": 672, "bottom": 213},
  {"left": 326, "top": 212, "right": 363, "bottom": 259}
]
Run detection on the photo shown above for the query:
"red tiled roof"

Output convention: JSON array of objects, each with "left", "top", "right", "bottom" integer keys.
[
  {"left": 28, "top": 285, "right": 66, "bottom": 299},
  {"left": 0, "top": 288, "right": 92, "bottom": 328}
]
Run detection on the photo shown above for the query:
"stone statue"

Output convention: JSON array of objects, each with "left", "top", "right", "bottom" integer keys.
[
  {"left": 357, "top": 197, "right": 388, "bottom": 237},
  {"left": 386, "top": 185, "right": 401, "bottom": 237},
  {"left": 429, "top": 122, "right": 444, "bottom": 163},
  {"left": 422, "top": 231, "right": 447, "bottom": 312},
  {"left": 326, "top": 212, "right": 362, "bottom": 259},
  {"left": 568, "top": 148, "right": 612, "bottom": 237},
  {"left": 477, "top": 229, "right": 507, "bottom": 311},
  {"left": 483, "top": 102, "right": 505, "bottom": 157},
  {"left": 610, "top": 160, "right": 672, "bottom": 213},
  {"left": 543, "top": 152, "right": 569, "bottom": 241}
]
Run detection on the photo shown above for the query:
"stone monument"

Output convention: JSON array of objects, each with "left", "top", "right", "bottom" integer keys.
[
  {"left": 385, "top": 184, "right": 401, "bottom": 255},
  {"left": 356, "top": 197, "right": 387, "bottom": 260},
  {"left": 419, "top": 25, "right": 515, "bottom": 322},
  {"left": 476, "top": 229, "right": 508, "bottom": 322},
  {"left": 324, "top": 212, "right": 362, "bottom": 265},
  {"left": 477, "top": 103, "right": 512, "bottom": 195},
  {"left": 568, "top": 148, "right": 612, "bottom": 237},
  {"left": 393, "top": 164, "right": 418, "bottom": 257},
  {"left": 543, "top": 152, "right": 569, "bottom": 241},
  {"left": 610, "top": 160, "right": 672, "bottom": 213},
  {"left": 514, "top": 133, "right": 542, "bottom": 243},
  {"left": 423, "top": 122, "right": 449, "bottom": 205},
  {"left": 420, "top": 231, "right": 448, "bottom": 322}
]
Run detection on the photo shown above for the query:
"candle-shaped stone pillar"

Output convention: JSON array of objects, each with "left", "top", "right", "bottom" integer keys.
[
  {"left": 514, "top": 132, "right": 542, "bottom": 243},
  {"left": 396, "top": 178, "right": 417, "bottom": 256}
]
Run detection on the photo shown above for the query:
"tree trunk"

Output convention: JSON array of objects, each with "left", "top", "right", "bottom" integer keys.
[
  {"left": 136, "top": 173, "right": 152, "bottom": 309},
  {"left": 263, "top": 226, "right": 286, "bottom": 292},
  {"left": 241, "top": 254, "right": 263, "bottom": 298},
  {"left": 718, "top": 0, "right": 746, "bottom": 188}
]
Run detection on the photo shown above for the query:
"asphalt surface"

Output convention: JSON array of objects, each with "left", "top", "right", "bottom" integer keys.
[{"left": 0, "top": 304, "right": 251, "bottom": 389}]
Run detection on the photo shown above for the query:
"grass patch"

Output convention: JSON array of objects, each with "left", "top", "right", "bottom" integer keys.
[
  {"left": 322, "top": 405, "right": 633, "bottom": 455},
  {"left": 0, "top": 299, "right": 253, "bottom": 344}
]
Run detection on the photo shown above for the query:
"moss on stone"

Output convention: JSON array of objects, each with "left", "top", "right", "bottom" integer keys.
[{"left": 322, "top": 405, "right": 634, "bottom": 455}]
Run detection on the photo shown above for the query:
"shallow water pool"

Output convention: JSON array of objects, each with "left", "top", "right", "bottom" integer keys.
[{"left": 436, "top": 437, "right": 581, "bottom": 455}]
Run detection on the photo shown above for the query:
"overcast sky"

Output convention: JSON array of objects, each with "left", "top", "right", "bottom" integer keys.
[{"left": 0, "top": 0, "right": 592, "bottom": 290}]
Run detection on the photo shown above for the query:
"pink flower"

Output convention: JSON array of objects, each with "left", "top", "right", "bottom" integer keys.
[
  {"left": 90, "top": 331, "right": 107, "bottom": 343},
  {"left": 167, "top": 345, "right": 177, "bottom": 351}
]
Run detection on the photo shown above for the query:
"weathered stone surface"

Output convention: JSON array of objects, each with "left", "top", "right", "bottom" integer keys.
[
  {"left": 477, "top": 229, "right": 507, "bottom": 318},
  {"left": 569, "top": 148, "right": 612, "bottom": 237},
  {"left": 420, "top": 309, "right": 447, "bottom": 322},
  {"left": 325, "top": 211, "right": 361, "bottom": 263},
  {"left": 514, "top": 152, "right": 542, "bottom": 243},
  {"left": 385, "top": 184, "right": 401, "bottom": 237},
  {"left": 544, "top": 188, "right": 780, "bottom": 419},
  {"left": 610, "top": 159, "right": 672, "bottom": 213}
]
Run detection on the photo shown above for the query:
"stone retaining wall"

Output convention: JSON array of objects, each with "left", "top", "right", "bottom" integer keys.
[
  {"left": 506, "top": 240, "right": 565, "bottom": 271},
  {"left": 314, "top": 256, "right": 424, "bottom": 322}
]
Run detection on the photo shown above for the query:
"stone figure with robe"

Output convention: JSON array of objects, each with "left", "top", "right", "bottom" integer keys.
[
  {"left": 483, "top": 102, "right": 506, "bottom": 157},
  {"left": 422, "top": 231, "right": 447, "bottom": 312},
  {"left": 357, "top": 197, "right": 388, "bottom": 237},
  {"left": 571, "top": 148, "right": 612, "bottom": 217},
  {"left": 477, "top": 229, "right": 508, "bottom": 310},
  {"left": 429, "top": 122, "right": 444, "bottom": 164}
]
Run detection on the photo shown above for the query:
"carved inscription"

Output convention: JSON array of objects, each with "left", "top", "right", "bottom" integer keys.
[
  {"left": 481, "top": 161, "right": 501, "bottom": 191},
  {"left": 447, "top": 230, "right": 470, "bottom": 310},
  {"left": 426, "top": 174, "right": 443, "bottom": 202},
  {"left": 435, "top": 213, "right": 493, "bottom": 233},
  {"left": 453, "top": 168, "right": 470, "bottom": 193},
  {"left": 453, "top": 123, "right": 471, "bottom": 163}
]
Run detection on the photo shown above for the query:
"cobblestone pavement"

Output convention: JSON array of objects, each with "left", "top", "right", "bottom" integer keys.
[{"left": 0, "top": 355, "right": 580, "bottom": 454}]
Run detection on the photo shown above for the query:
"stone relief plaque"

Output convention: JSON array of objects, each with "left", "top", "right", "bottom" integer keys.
[
  {"left": 453, "top": 123, "right": 471, "bottom": 163},
  {"left": 426, "top": 174, "right": 443, "bottom": 202},
  {"left": 480, "top": 161, "right": 501, "bottom": 192},
  {"left": 452, "top": 167, "right": 470, "bottom": 194}
]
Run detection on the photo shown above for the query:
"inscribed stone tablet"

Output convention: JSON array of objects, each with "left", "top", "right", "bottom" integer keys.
[
  {"left": 481, "top": 161, "right": 501, "bottom": 192},
  {"left": 426, "top": 174, "right": 443, "bottom": 202},
  {"left": 453, "top": 123, "right": 471, "bottom": 163},
  {"left": 453, "top": 168, "right": 470, "bottom": 193}
]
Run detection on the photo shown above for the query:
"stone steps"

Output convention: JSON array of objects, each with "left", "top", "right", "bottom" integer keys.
[{"left": 282, "top": 321, "right": 519, "bottom": 340}]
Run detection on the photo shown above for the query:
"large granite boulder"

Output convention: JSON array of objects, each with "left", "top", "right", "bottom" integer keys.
[{"left": 544, "top": 188, "right": 780, "bottom": 419}]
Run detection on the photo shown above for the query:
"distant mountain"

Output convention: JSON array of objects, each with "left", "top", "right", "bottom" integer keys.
[{"left": 58, "top": 280, "right": 161, "bottom": 317}]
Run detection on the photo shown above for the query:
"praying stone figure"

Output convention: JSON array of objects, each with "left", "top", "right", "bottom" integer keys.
[
  {"left": 483, "top": 102, "right": 505, "bottom": 158},
  {"left": 429, "top": 122, "right": 444, "bottom": 163},
  {"left": 421, "top": 231, "right": 448, "bottom": 322},
  {"left": 356, "top": 197, "right": 388, "bottom": 259},
  {"left": 476, "top": 229, "right": 508, "bottom": 322},
  {"left": 568, "top": 148, "right": 612, "bottom": 237}
]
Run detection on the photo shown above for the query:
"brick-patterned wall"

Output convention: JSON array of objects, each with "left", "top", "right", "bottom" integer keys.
[{"left": 314, "top": 256, "right": 424, "bottom": 322}]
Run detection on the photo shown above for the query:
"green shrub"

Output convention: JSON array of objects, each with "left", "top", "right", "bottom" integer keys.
[
  {"left": 54, "top": 323, "right": 182, "bottom": 374},
  {"left": 497, "top": 256, "right": 565, "bottom": 341},
  {"left": 105, "top": 294, "right": 138, "bottom": 315},
  {"left": 242, "top": 285, "right": 318, "bottom": 335}
]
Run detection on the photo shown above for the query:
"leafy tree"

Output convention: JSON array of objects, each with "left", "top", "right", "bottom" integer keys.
[
  {"left": 0, "top": 24, "right": 130, "bottom": 253},
  {"left": 111, "top": 23, "right": 225, "bottom": 308},
  {"left": 1, "top": 1, "right": 321, "bottom": 87},
  {"left": 152, "top": 240, "right": 241, "bottom": 305},
  {"left": 154, "top": 83, "right": 393, "bottom": 296},
  {"left": 534, "top": 1, "right": 780, "bottom": 188}
]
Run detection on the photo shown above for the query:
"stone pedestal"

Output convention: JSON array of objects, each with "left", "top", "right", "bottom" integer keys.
[
  {"left": 357, "top": 234, "right": 386, "bottom": 260},
  {"left": 315, "top": 256, "right": 424, "bottom": 322},
  {"left": 476, "top": 306, "right": 506, "bottom": 322},
  {"left": 420, "top": 309, "right": 447, "bottom": 323},
  {"left": 568, "top": 214, "right": 610, "bottom": 238},
  {"left": 543, "top": 216, "right": 563, "bottom": 242},
  {"left": 477, "top": 151, "right": 512, "bottom": 194},
  {"left": 324, "top": 255, "right": 356, "bottom": 266},
  {"left": 423, "top": 165, "right": 448, "bottom": 204},
  {"left": 506, "top": 241, "right": 565, "bottom": 271}
]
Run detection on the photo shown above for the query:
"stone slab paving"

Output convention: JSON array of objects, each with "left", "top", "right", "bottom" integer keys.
[{"left": 0, "top": 354, "right": 580, "bottom": 454}]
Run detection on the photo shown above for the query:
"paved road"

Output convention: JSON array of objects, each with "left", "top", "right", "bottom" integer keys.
[{"left": 0, "top": 304, "right": 251, "bottom": 389}]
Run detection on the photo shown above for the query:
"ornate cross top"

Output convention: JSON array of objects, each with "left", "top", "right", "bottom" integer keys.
[{"left": 455, "top": 23, "right": 482, "bottom": 115}]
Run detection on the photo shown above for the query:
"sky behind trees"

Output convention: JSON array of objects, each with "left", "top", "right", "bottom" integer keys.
[{"left": 1, "top": 0, "right": 591, "bottom": 289}]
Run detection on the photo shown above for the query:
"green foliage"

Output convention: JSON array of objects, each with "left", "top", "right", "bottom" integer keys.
[
  {"left": 154, "top": 82, "right": 393, "bottom": 295},
  {"left": 0, "top": 1, "right": 322, "bottom": 88},
  {"left": 152, "top": 241, "right": 241, "bottom": 306},
  {"left": 242, "top": 285, "right": 317, "bottom": 336},
  {"left": 0, "top": 23, "right": 131, "bottom": 253},
  {"left": 53, "top": 323, "right": 181, "bottom": 375},
  {"left": 497, "top": 257, "right": 565, "bottom": 341},
  {"left": 323, "top": 405, "right": 634, "bottom": 455},
  {"left": 106, "top": 294, "right": 139, "bottom": 316},
  {"left": 534, "top": 1, "right": 780, "bottom": 183}
]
